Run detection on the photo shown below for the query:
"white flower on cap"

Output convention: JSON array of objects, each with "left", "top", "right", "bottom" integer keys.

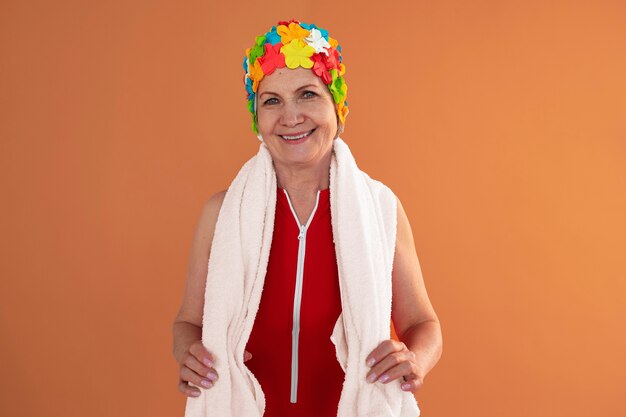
[{"left": 304, "top": 28, "right": 331, "bottom": 56}]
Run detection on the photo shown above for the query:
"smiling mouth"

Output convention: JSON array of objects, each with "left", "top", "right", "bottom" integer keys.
[{"left": 279, "top": 129, "right": 316, "bottom": 141}]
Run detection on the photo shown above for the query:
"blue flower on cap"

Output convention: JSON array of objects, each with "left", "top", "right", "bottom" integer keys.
[
  {"left": 245, "top": 76, "right": 253, "bottom": 98},
  {"left": 265, "top": 26, "right": 281, "bottom": 45}
]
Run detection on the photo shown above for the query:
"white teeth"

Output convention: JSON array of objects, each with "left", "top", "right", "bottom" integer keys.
[{"left": 281, "top": 129, "right": 314, "bottom": 140}]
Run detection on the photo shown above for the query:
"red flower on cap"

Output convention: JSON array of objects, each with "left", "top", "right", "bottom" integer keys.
[
  {"left": 278, "top": 19, "right": 300, "bottom": 26},
  {"left": 324, "top": 48, "right": 340, "bottom": 71},
  {"left": 311, "top": 54, "right": 333, "bottom": 84},
  {"left": 257, "top": 43, "right": 286, "bottom": 75}
]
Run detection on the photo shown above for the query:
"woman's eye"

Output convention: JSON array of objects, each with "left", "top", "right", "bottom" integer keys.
[
  {"left": 302, "top": 91, "right": 317, "bottom": 98},
  {"left": 263, "top": 98, "right": 278, "bottom": 105}
]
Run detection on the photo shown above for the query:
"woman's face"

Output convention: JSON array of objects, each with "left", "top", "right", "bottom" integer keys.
[{"left": 256, "top": 67, "right": 338, "bottom": 169}]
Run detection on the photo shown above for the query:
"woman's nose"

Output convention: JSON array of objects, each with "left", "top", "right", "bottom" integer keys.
[{"left": 279, "top": 101, "right": 305, "bottom": 127}]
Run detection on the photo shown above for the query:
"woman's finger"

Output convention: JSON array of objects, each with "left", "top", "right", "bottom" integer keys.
[
  {"left": 365, "top": 339, "right": 405, "bottom": 367},
  {"left": 400, "top": 374, "right": 424, "bottom": 392},
  {"left": 180, "top": 364, "right": 214, "bottom": 390},
  {"left": 366, "top": 350, "right": 416, "bottom": 384},
  {"left": 189, "top": 341, "right": 215, "bottom": 367},
  {"left": 183, "top": 351, "right": 219, "bottom": 382},
  {"left": 244, "top": 350, "right": 252, "bottom": 362},
  {"left": 178, "top": 379, "right": 202, "bottom": 397}
]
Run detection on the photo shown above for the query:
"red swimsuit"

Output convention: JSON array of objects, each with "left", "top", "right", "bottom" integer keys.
[{"left": 245, "top": 187, "right": 345, "bottom": 416}]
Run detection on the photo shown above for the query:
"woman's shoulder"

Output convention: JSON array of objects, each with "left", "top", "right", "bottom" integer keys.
[
  {"left": 203, "top": 189, "right": 228, "bottom": 214},
  {"left": 195, "top": 189, "right": 228, "bottom": 245}
]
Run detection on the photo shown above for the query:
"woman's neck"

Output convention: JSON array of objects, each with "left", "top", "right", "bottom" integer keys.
[{"left": 273, "top": 153, "right": 331, "bottom": 197}]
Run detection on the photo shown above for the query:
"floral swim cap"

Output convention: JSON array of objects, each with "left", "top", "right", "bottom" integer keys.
[{"left": 243, "top": 20, "right": 349, "bottom": 135}]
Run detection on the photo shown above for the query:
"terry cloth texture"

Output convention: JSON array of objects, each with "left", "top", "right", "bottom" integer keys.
[{"left": 184, "top": 137, "right": 421, "bottom": 416}]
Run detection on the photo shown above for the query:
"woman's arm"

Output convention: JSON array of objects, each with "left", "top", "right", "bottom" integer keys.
[
  {"left": 172, "top": 190, "right": 226, "bottom": 352},
  {"left": 172, "top": 190, "right": 226, "bottom": 395},
  {"left": 365, "top": 196, "right": 443, "bottom": 391},
  {"left": 391, "top": 196, "right": 442, "bottom": 375}
]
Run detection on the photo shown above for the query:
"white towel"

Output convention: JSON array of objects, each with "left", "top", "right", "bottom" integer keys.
[{"left": 184, "top": 137, "right": 421, "bottom": 416}]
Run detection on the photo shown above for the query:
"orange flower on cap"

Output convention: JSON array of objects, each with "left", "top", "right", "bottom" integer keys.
[
  {"left": 277, "top": 22, "right": 310, "bottom": 45},
  {"left": 337, "top": 101, "right": 349, "bottom": 124},
  {"left": 248, "top": 58, "right": 265, "bottom": 92}
]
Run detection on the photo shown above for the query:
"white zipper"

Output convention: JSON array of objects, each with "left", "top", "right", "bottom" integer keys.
[{"left": 282, "top": 188, "right": 321, "bottom": 404}]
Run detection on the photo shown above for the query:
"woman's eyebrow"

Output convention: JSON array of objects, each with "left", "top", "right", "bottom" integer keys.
[{"left": 259, "top": 84, "right": 318, "bottom": 97}]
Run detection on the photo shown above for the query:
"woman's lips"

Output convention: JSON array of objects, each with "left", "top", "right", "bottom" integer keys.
[
  {"left": 279, "top": 128, "right": 316, "bottom": 143},
  {"left": 280, "top": 130, "right": 312, "bottom": 137}
]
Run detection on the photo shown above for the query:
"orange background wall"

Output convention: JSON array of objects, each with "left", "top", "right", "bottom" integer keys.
[{"left": 1, "top": 1, "right": 625, "bottom": 416}]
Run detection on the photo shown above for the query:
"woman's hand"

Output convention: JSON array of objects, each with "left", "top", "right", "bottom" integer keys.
[
  {"left": 365, "top": 339, "right": 424, "bottom": 393},
  {"left": 177, "top": 340, "right": 253, "bottom": 397}
]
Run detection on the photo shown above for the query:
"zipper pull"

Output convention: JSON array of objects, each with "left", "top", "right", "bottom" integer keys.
[{"left": 298, "top": 225, "right": 305, "bottom": 240}]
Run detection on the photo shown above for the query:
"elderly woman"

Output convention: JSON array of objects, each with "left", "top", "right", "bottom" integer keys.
[{"left": 172, "top": 20, "right": 442, "bottom": 417}]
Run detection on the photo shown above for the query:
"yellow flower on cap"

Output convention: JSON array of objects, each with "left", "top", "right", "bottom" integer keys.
[
  {"left": 277, "top": 22, "right": 310, "bottom": 45},
  {"left": 328, "top": 37, "right": 339, "bottom": 48},
  {"left": 280, "top": 39, "right": 315, "bottom": 69}
]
